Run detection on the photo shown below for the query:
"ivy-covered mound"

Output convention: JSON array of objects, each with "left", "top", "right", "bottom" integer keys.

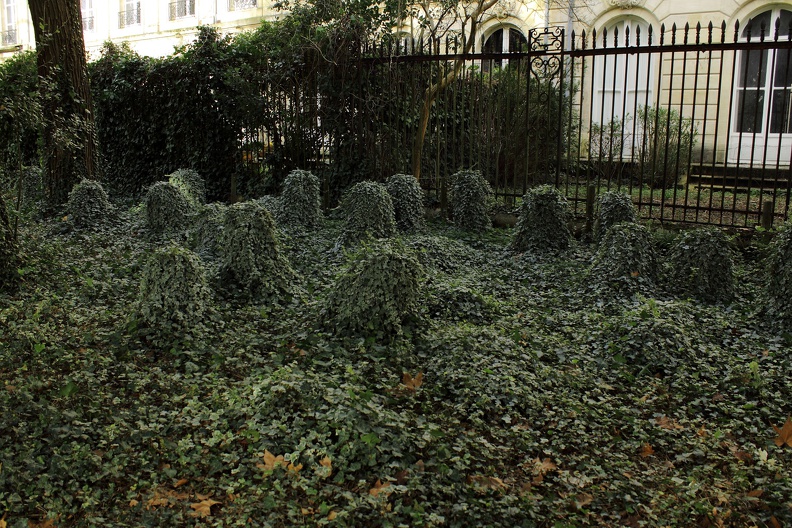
[
  {"left": 386, "top": 173, "right": 425, "bottom": 233},
  {"left": 450, "top": 169, "right": 492, "bottom": 232},
  {"left": 186, "top": 202, "right": 227, "bottom": 259},
  {"left": 167, "top": 168, "right": 206, "bottom": 208},
  {"left": 405, "top": 234, "right": 478, "bottom": 273},
  {"left": 218, "top": 200, "right": 297, "bottom": 300},
  {"left": 0, "top": 193, "right": 20, "bottom": 292},
  {"left": 135, "top": 245, "right": 212, "bottom": 343},
  {"left": 593, "top": 191, "right": 637, "bottom": 243},
  {"left": 143, "top": 181, "right": 195, "bottom": 233},
  {"left": 666, "top": 227, "right": 735, "bottom": 303},
  {"left": 279, "top": 169, "right": 323, "bottom": 228},
  {"left": 67, "top": 179, "right": 113, "bottom": 228},
  {"left": 765, "top": 221, "right": 792, "bottom": 328},
  {"left": 589, "top": 222, "right": 657, "bottom": 295},
  {"left": 338, "top": 180, "right": 396, "bottom": 246},
  {"left": 255, "top": 195, "right": 283, "bottom": 222},
  {"left": 321, "top": 239, "right": 423, "bottom": 339},
  {"left": 510, "top": 184, "right": 571, "bottom": 253}
]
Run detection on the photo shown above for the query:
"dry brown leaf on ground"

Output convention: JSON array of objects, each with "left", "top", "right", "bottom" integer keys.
[
  {"left": 402, "top": 372, "right": 424, "bottom": 391},
  {"left": 189, "top": 498, "right": 220, "bottom": 518},
  {"left": 772, "top": 417, "right": 792, "bottom": 448}
]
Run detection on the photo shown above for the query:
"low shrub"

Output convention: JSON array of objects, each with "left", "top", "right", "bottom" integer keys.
[
  {"left": 666, "top": 227, "right": 734, "bottom": 303},
  {"left": 450, "top": 170, "right": 492, "bottom": 232},
  {"left": 321, "top": 239, "right": 423, "bottom": 339},
  {"left": 593, "top": 191, "right": 637, "bottom": 243},
  {"left": 405, "top": 235, "right": 477, "bottom": 273},
  {"left": 338, "top": 181, "right": 396, "bottom": 246},
  {"left": 67, "top": 179, "right": 113, "bottom": 228},
  {"left": 279, "top": 169, "right": 322, "bottom": 228},
  {"left": 20, "top": 166, "right": 43, "bottom": 212},
  {"left": 386, "top": 174, "right": 425, "bottom": 233},
  {"left": 425, "top": 277, "right": 499, "bottom": 324},
  {"left": 765, "top": 222, "right": 792, "bottom": 328},
  {"left": 144, "top": 181, "right": 195, "bottom": 233},
  {"left": 0, "top": 193, "right": 20, "bottom": 292},
  {"left": 168, "top": 168, "right": 206, "bottom": 207},
  {"left": 218, "top": 200, "right": 297, "bottom": 300},
  {"left": 510, "top": 184, "right": 571, "bottom": 253},
  {"left": 135, "top": 245, "right": 212, "bottom": 343},
  {"left": 589, "top": 222, "right": 657, "bottom": 294},
  {"left": 255, "top": 195, "right": 283, "bottom": 222}
]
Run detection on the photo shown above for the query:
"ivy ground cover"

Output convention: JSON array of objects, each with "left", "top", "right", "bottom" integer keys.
[{"left": 1, "top": 207, "right": 791, "bottom": 527}]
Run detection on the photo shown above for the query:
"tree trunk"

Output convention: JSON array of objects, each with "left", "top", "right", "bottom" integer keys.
[
  {"left": 411, "top": 0, "right": 498, "bottom": 182},
  {"left": 28, "top": 0, "right": 98, "bottom": 209}
]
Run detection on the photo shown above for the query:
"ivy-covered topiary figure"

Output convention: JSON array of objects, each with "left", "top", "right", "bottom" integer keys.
[
  {"left": 666, "top": 227, "right": 734, "bottom": 303},
  {"left": 338, "top": 181, "right": 397, "bottom": 246},
  {"left": 589, "top": 222, "right": 657, "bottom": 294},
  {"left": 0, "top": 193, "right": 21, "bottom": 293},
  {"left": 67, "top": 179, "right": 113, "bottom": 228},
  {"left": 386, "top": 173, "right": 425, "bottom": 233},
  {"left": 279, "top": 169, "right": 323, "bottom": 228},
  {"left": 144, "top": 181, "right": 195, "bottom": 233},
  {"left": 255, "top": 195, "right": 283, "bottom": 223},
  {"left": 510, "top": 184, "right": 571, "bottom": 253},
  {"left": 321, "top": 239, "right": 423, "bottom": 339},
  {"left": 187, "top": 202, "right": 227, "bottom": 259},
  {"left": 218, "top": 200, "right": 297, "bottom": 300},
  {"left": 168, "top": 168, "right": 206, "bottom": 207},
  {"left": 135, "top": 245, "right": 212, "bottom": 343},
  {"left": 450, "top": 170, "right": 492, "bottom": 232},
  {"left": 764, "top": 222, "right": 792, "bottom": 328},
  {"left": 593, "top": 191, "right": 637, "bottom": 243}
]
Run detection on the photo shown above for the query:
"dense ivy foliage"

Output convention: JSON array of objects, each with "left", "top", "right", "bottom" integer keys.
[
  {"left": 168, "top": 168, "right": 207, "bottom": 208},
  {"left": 321, "top": 239, "right": 423, "bottom": 339},
  {"left": 218, "top": 201, "right": 297, "bottom": 300},
  {"left": 338, "top": 181, "right": 397, "bottom": 246},
  {"left": 589, "top": 222, "right": 657, "bottom": 295},
  {"left": 66, "top": 179, "right": 113, "bottom": 228},
  {"left": 0, "top": 194, "right": 20, "bottom": 292},
  {"left": 186, "top": 202, "right": 227, "bottom": 259},
  {"left": 135, "top": 244, "right": 212, "bottom": 344},
  {"left": 450, "top": 170, "right": 492, "bottom": 232},
  {"left": 144, "top": 181, "right": 195, "bottom": 234},
  {"left": 510, "top": 184, "right": 571, "bottom": 253},
  {"left": 666, "top": 227, "right": 735, "bottom": 303},
  {"left": 765, "top": 221, "right": 792, "bottom": 329},
  {"left": 593, "top": 191, "right": 637, "bottom": 243},
  {"left": 278, "top": 169, "right": 322, "bottom": 228},
  {"left": 386, "top": 173, "right": 425, "bottom": 233}
]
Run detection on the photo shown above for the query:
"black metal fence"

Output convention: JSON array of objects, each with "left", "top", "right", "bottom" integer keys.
[{"left": 242, "top": 18, "right": 792, "bottom": 228}]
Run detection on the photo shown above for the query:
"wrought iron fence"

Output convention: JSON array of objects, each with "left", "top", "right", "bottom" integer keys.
[
  {"left": 169, "top": 0, "right": 195, "bottom": 20},
  {"left": 241, "top": 19, "right": 792, "bottom": 228},
  {"left": 118, "top": 3, "right": 141, "bottom": 29}
]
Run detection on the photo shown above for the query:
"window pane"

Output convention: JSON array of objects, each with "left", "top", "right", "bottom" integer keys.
[
  {"left": 509, "top": 28, "right": 527, "bottom": 52},
  {"left": 777, "top": 10, "right": 792, "bottom": 38},
  {"left": 739, "top": 49, "right": 768, "bottom": 87},
  {"left": 736, "top": 90, "right": 765, "bottom": 132},
  {"left": 742, "top": 12, "right": 773, "bottom": 40},
  {"left": 771, "top": 88, "right": 792, "bottom": 133},
  {"left": 773, "top": 49, "right": 792, "bottom": 87}
]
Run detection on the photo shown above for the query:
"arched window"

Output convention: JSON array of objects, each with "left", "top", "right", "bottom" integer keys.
[
  {"left": 731, "top": 8, "right": 792, "bottom": 164},
  {"left": 591, "top": 18, "right": 654, "bottom": 125},
  {"left": 482, "top": 26, "right": 527, "bottom": 72}
]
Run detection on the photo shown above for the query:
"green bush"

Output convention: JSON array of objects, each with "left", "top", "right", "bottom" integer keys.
[
  {"left": 590, "top": 222, "right": 657, "bottom": 294},
  {"left": 135, "top": 245, "right": 212, "bottom": 343},
  {"left": 321, "top": 239, "right": 423, "bottom": 339},
  {"left": 425, "top": 277, "right": 499, "bottom": 324},
  {"left": 450, "top": 170, "right": 492, "bottom": 232},
  {"left": 67, "top": 179, "right": 113, "bottom": 228},
  {"left": 765, "top": 223, "right": 792, "bottom": 328},
  {"left": 0, "top": 193, "right": 20, "bottom": 293},
  {"left": 218, "top": 200, "right": 297, "bottom": 300},
  {"left": 279, "top": 169, "right": 322, "bottom": 228},
  {"left": 168, "top": 168, "right": 206, "bottom": 207},
  {"left": 338, "top": 181, "right": 396, "bottom": 246},
  {"left": 636, "top": 105, "right": 697, "bottom": 189},
  {"left": 20, "top": 166, "right": 43, "bottom": 213},
  {"left": 144, "top": 181, "right": 195, "bottom": 233},
  {"left": 386, "top": 173, "right": 425, "bottom": 233},
  {"left": 593, "top": 191, "right": 637, "bottom": 243},
  {"left": 666, "top": 227, "right": 734, "bottom": 303},
  {"left": 510, "top": 184, "right": 571, "bottom": 253},
  {"left": 255, "top": 195, "right": 283, "bottom": 222}
]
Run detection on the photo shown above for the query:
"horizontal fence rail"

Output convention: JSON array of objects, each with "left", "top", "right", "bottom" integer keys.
[{"left": 240, "top": 19, "right": 792, "bottom": 228}]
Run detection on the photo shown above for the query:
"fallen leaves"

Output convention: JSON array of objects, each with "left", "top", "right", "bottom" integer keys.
[
  {"left": 256, "top": 450, "right": 302, "bottom": 473},
  {"left": 369, "top": 479, "right": 391, "bottom": 498},
  {"left": 640, "top": 443, "right": 655, "bottom": 458},
  {"left": 772, "top": 416, "right": 792, "bottom": 448},
  {"left": 468, "top": 475, "right": 508, "bottom": 492},
  {"left": 401, "top": 372, "right": 424, "bottom": 391},
  {"left": 655, "top": 415, "right": 684, "bottom": 430},
  {"left": 189, "top": 498, "right": 221, "bottom": 518}
]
